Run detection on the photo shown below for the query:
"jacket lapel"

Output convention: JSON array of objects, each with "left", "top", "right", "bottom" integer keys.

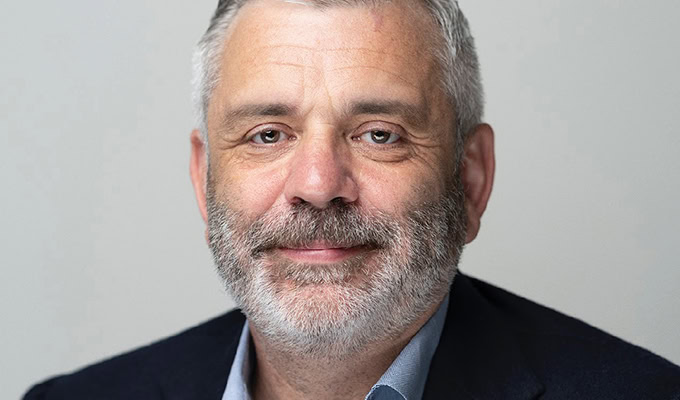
[
  {"left": 423, "top": 274, "right": 544, "bottom": 400},
  {"left": 156, "top": 311, "right": 246, "bottom": 400}
]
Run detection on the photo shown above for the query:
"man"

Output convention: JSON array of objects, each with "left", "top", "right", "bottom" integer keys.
[{"left": 25, "top": 0, "right": 680, "bottom": 399}]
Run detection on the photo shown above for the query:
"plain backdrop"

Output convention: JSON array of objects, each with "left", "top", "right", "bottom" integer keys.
[{"left": 2, "top": 1, "right": 679, "bottom": 398}]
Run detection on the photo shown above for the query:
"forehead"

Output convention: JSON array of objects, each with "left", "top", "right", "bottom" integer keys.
[
  {"left": 230, "top": 0, "right": 435, "bottom": 43},
  {"left": 209, "top": 0, "right": 446, "bottom": 119}
]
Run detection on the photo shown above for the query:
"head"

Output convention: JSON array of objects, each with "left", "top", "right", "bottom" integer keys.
[{"left": 189, "top": 0, "right": 494, "bottom": 358}]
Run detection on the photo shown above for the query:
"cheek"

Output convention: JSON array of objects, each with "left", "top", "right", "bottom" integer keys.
[
  {"left": 356, "top": 162, "right": 445, "bottom": 214},
  {"left": 211, "top": 159, "right": 288, "bottom": 219}
]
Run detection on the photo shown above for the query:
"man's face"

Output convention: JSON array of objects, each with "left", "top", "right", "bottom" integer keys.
[{"left": 200, "top": 0, "right": 467, "bottom": 357}]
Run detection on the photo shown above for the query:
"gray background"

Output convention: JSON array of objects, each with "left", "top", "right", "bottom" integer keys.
[{"left": 2, "top": 1, "right": 679, "bottom": 398}]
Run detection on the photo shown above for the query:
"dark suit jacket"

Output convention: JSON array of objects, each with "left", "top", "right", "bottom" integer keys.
[{"left": 24, "top": 274, "right": 680, "bottom": 399}]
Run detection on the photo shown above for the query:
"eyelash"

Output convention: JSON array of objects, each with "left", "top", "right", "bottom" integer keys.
[
  {"left": 354, "top": 129, "right": 402, "bottom": 145},
  {"left": 247, "top": 125, "right": 294, "bottom": 146}
]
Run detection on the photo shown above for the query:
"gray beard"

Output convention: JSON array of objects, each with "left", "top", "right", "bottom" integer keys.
[{"left": 206, "top": 176, "right": 468, "bottom": 360}]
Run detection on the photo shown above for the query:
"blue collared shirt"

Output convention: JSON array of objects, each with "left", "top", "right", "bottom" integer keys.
[{"left": 222, "top": 295, "right": 449, "bottom": 400}]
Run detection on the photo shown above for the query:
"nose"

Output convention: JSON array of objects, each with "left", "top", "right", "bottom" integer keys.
[{"left": 283, "top": 134, "right": 359, "bottom": 209}]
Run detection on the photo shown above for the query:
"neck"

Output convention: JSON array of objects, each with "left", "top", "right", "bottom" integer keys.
[
  {"left": 248, "top": 300, "right": 442, "bottom": 400},
  {"left": 251, "top": 335, "right": 405, "bottom": 400}
]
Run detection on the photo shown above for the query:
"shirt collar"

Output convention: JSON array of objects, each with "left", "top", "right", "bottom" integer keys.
[
  {"left": 222, "top": 319, "right": 253, "bottom": 400},
  {"left": 223, "top": 295, "right": 449, "bottom": 400},
  {"left": 367, "top": 294, "right": 449, "bottom": 400}
]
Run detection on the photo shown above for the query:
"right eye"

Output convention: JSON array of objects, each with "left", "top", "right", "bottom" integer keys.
[{"left": 250, "top": 129, "right": 290, "bottom": 144}]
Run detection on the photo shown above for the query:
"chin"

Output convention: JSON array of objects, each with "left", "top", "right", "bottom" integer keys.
[
  {"left": 244, "top": 255, "right": 431, "bottom": 361},
  {"left": 261, "top": 292, "right": 380, "bottom": 358},
  {"left": 263, "top": 259, "right": 377, "bottom": 324}
]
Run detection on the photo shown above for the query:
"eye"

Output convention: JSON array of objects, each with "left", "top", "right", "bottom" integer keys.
[
  {"left": 250, "top": 129, "right": 290, "bottom": 145},
  {"left": 359, "top": 130, "right": 401, "bottom": 145}
]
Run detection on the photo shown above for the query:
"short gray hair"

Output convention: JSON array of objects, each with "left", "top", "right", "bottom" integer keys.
[{"left": 192, "top": 0, "right": 483, "bottom": 159}]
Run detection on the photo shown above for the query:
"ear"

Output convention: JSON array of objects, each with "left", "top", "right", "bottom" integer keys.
[
  {"left": 190, "top": 129, "right": 209, "bottom": 232},
  {"left": 461, "top": 123, "right": 495, "bottom": 244}
]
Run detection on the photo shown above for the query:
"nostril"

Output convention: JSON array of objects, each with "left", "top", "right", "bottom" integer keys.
[
  {"left": 289, "top": 197, "right": 350, "bottom": 210},
  {"left": 290, "top": 196, "right": 305, "bottom": 205}
]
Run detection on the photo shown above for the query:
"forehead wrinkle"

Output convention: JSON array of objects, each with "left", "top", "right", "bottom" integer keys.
[
  {"left": 263, "top": 61, "right": 312, "bottom": 70},
  {"left": 330, "top": 65, "right": 419, "bottom": 89},
  {"left": 282, "top": 0, "right": 310, "bottom": 5},
  {"left": 241, "top": 46, "right": 310, "bottom": 68},
  {"left": 256, "top": 44, "right": 414, "bottom": 62}
]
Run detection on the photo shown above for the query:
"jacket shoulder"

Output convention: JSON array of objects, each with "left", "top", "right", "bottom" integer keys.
[
  {"left": 23, "top": 309, "right": 246, "bottom": 400},
  {"left": 467, "top": 276, "right": 680, "bottom": 398}
]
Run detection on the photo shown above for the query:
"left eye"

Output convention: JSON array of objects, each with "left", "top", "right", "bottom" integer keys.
[
  {"left": 251, "top": 129, "right": 290, "bottom": 144},
  {"left": 359, "top": 130, "right": 401, "bottom": 145}
]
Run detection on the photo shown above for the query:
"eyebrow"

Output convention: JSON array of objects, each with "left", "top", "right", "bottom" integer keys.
[
  {"left": 347, "top": 99, "right": 429, "bottom": 128},
  {"left": 216, "top": 99, "right": 428, "bottom": 133},
  {"left": 218, "top": 103, "right": 297, "bottom": 133}
]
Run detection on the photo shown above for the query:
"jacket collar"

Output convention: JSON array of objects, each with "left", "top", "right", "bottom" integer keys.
[{"left": 423, "top": 274, "right": 545, "bottom": 400}]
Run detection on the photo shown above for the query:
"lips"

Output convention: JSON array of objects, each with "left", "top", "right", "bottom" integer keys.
[
  {"left": 281, "top": 241, "right": 357, "bottom": 250},
  {"left": 276, "top": 243, "right": 369, "bottom": 263}
]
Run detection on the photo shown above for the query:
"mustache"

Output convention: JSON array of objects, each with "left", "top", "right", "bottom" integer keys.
[{"left": 239, "top": 200, "right": 400, "bottom": 256}]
